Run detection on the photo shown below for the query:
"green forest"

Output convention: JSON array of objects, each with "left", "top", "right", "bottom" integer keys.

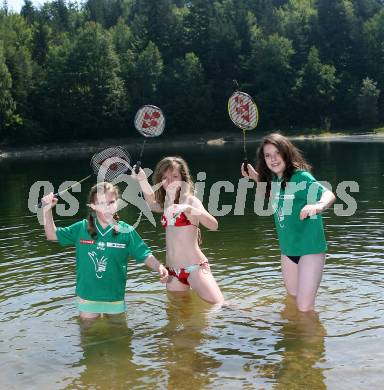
[{"left": 0, "top": 0, "right": 383, "bottom": 144}]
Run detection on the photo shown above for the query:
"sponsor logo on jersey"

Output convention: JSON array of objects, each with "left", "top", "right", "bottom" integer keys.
[
  {"left": 97, "top": 241, "right": 106, "bottom": 251},
  {"left": 274, "top": 194, "right": 295, "bottom": 200},
  {"left": 80, "top": 239, "right": 95, "bottom": 245},
  {"left": 106, "top": 242, "right": 126, "bottom": 249}
]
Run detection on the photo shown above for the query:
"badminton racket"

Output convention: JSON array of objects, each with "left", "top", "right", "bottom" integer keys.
[
  {"left": 134, "top": 105, "right": 165, "bottom": 174},
  {"left": 228, "top": 89, "right": 259, "bottom": 174},
  {"left": 37, "top": 146, "right": 131, "bottom": 208}
]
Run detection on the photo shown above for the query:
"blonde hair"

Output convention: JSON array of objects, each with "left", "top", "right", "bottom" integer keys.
[
  {"left": 153, "top": 156, "right": 194, "bottom": 207},
  {"left": 87, "top": 182, "right": 120, "bottom": 238}
]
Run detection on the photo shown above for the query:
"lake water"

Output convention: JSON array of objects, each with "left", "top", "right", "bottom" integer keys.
[{"left": 0, "top": 139, "right": 383, "bottom": 389}]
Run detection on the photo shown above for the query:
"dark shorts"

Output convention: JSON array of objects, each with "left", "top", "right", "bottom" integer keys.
[{"left": 286, "top": 255, "right": 301, "bottom": 264}]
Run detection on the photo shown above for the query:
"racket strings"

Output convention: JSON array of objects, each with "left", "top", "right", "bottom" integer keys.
[
  {"left": 228, "top": 91, "right": 259, "bottom": 131},
  {"left": 91, "top": 147, "right": 131, "bottom": 182},
  {"left": 228, "top": 91, "right": 259, "bottom": 173},
  {"left": 135, "top": 108, "right": 165, "bottom": 138}
]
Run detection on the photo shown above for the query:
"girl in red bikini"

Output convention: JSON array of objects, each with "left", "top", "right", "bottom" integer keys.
[{"left": 133, "top": 156, "right": 224, "bottom": 304}]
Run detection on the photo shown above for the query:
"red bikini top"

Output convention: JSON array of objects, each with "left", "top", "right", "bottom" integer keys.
[{"left": 161, "top": 210, "right": 192, "bottom": 228}]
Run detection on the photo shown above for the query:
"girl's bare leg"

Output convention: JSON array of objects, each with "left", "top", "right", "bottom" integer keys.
[
  {"left": 296, "top": 253, "right": 325, "bottom": 312},
  {"left": 80, "top": 312, "right": 100, "bottom": 320},
  {"left": 188, "top": 268, "right": 224, "bottom": 305},
  {"left": 281, "top": 254, "right": 299, "bottom": 297},
  {"left": 166, "top": 275, "right": 190, "bottom": 292}
]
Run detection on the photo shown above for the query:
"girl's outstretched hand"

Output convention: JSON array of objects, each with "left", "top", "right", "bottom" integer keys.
[
  {"left": 131, "top": 166, "right": 147, "bottom": 182},
  {"left": 299, "top": 204, "right": 324, "bottom": 220},
  {"left": 158, "top": 264, "right": 169, "bottom": 284},
  {"left": 41, "top": 192, "right": 58, "bottom": 210},
  {"left": 241, "top": 163, "right": 259, "bottom": 182}
]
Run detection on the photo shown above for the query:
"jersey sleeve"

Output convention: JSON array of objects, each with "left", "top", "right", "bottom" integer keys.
[
  {"left": 56, "top": 220, "right": 85, "bottom": 246},
  {"left": 299, "top": 171, "right": 328, "bottom": 202},
  {"left": 126, "top": 228, "right": 152, "bottom": 263}
]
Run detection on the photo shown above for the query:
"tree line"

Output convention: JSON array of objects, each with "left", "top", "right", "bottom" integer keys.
[{"left": 0, "top": 0, "right": 383, "bottom": 144}]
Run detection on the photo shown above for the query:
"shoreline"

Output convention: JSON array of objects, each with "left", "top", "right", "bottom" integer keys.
[{"left": 1, "top": 131, "right": 384, "bottom": 160}]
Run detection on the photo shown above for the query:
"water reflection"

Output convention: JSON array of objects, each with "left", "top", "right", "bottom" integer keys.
[
  {"left": 67, "top": 315, "right": 143, "bottom": 389},
  {"left": 259, "top": 297, "right": 326, "bottom": 389},
  {"left": 159, "top": 292, "right": 222, "bottom": 389}
]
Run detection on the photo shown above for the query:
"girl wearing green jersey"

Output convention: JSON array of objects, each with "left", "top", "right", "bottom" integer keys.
[
  {"left": 41, "top": 182, "right": 168, "bottom": 320},
  {"left": 241, "top": 133, "right": 336, "bottom": 312}
]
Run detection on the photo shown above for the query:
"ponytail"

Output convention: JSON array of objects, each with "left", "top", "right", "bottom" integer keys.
[
  {"left": 87, "top": 213, "right": 97, "bottom": 238},
  {"left": 112, "top": 213, "right": 120, "bottom": 236}
]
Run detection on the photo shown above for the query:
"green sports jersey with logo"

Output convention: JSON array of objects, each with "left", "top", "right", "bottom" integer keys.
[
  {"left": 271, "top": 170, "right": 328, "bottom": 256},
  {"left": 56, "top": 219, "right": 151, "bottom": 301}
]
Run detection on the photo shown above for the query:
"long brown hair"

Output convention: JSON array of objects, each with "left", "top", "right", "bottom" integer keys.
[
  {"left": 257, "top": 133, "right": 311, "bottom": 192},
  {"left": 153, "top": 156, "right": 194, "bottom": 208},
  {"left": 87, "top": 182, "right": 120, "bottom": 238}
]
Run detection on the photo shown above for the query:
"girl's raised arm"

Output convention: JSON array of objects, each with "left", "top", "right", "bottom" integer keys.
[
  {"left": 317, "top": 189, "right": 337, "bottom": 211},
  {"left": 41, "top": 192, "right": 58, "bottom": 241},
  {"left": 186, "top": 197, "right": 218, "bottom": 231},
  {"left": 132, "top": 167, "right": 163, "bottom": 213},
  {"left": 300, "top": 189, "right": 336, "bottom": 220},
  {"left": 241, "top": 163, "right": 259, "bottom": 182}
]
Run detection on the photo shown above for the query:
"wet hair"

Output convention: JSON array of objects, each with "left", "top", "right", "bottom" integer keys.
[
  {"left": 87, "top": 182, "right": 120, "bottom": 238},
  {"left": 256, "top": 133, "right": 311, "bottom": 193},
  {"left": 152, "top": 156, "right": 194, "bottom": 208}
]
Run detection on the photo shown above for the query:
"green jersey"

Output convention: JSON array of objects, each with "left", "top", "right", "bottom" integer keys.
[
  {"left": 56, "top": 219, "right": 151, "bottom": 301},
  {"left": 271, "top": 170, "right": 328, "bottom": 256}
]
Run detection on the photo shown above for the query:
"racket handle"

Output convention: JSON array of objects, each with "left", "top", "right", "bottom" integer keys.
[
  {"left": 135, "top": 161, "right": 141, "bottom": 174},
  {"left": 243, "top": 158, "right": 249, "bottom": 174},
  {"left": 36, "top": 192, "right": 59, "bottom": 209}
]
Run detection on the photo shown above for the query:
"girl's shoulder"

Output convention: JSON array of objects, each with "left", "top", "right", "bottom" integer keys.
[
  {"left": 73, "top": 219, "right": 88, "bottom": 229},
  {"left": 59, "top": 219, "right": 87, "bottom": 235},
  {"left": 291, "top": 169, "right": 315, "bottom": 182},
  {"left": 117, "top": 220, "right": 135, "bottom": 234}
]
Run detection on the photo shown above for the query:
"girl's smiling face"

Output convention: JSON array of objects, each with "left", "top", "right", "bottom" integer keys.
[
  {"left": 263, "top": 143, "right": 286, "bottom": 177},
  {"left": 92, "top": 191, "right": 118, "bottom": 224}
]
